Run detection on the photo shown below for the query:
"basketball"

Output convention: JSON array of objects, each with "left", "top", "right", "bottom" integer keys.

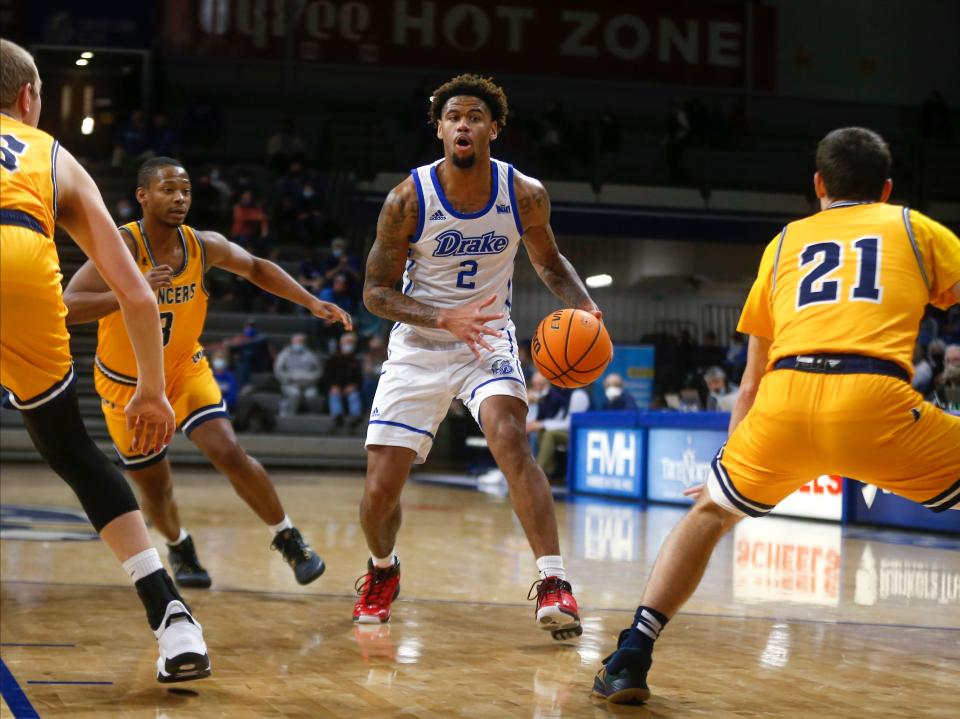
[{"left": 531, "top": 309, "right": 613, "bottom": 388}]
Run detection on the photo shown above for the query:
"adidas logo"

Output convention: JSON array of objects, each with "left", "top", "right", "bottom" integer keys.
[
  {"left": 371, "top": 407, "right": 380, "bottom": 417},
  {"left": 429, "top": 210, "right": 446, "bottom": 221}
]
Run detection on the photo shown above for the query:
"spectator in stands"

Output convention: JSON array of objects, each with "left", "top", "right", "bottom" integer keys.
[
  {"left": 266, "top": 118, "right": 307, "bottom": 172},
  {"left": 323, "top": 237, "right": 362, "bottom": 294},
  {"left": 274, "top": 333, "right": 323, "bottom": 417},
  {"left": 928, "top": 338, "right": 947, "bottom": 384},
  {"left": 114, "top": 198, "right": 135, "bottom": 223},
  {"left": 526, "top": 372, "right": 590, "bottom": 481},
  {"left": 299, "top": 249, "right": 325, "bottom": 289},
  {"left": 319, "top": 273, "right": 357, "bottom": 316},
  {"left": 517, "top": 341, "right": 535, "bottom": 382},
  {"left": 361, "top": 335, "right": 388, "bottom": 408},
  {"left": 111, "top": 109, "right": 152, "bottom": 168},
  {"left": 231, "top": 190, "right": 270, "bottom": 255},
  {"left": 225, "top": 319, "right": 273, "bottom": 388},
  {"left": 933, "top": 362, "right": 960, "bottom": 410},
  {"left": 703, "top": 366, "right": 738, "bottom": 411},
  {"left": 601, "top": 373, "right": 637, "bottom": 411},
  {"left": 913, "top": 340, "right": 934, "bottom": 395},
  {"left": 323, "top": 332, "right": 363, "bottom": 430},
  {"left": 725, "top": 332, "right": 748, "bottom": 381},
  {"left": 211, "top": 350, "right": 239, "bottom": 413}
]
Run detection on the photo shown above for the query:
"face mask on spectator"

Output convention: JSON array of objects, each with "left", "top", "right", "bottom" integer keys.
[
  {"left": 605, "top": 386, "right": 623, "bottom": 401},
  {"left": 341, "top": 341, "right": 356, "bottom": 354},
  {"left": 331, "top": 248, "right": 343, "bottom": 258},
  {"left": 291, "top": 341, "right": 305, "bottom": 352},
  {"left": 302, "top": 189, "right": 314, "bottom": 199},
  {"left": 212, "top": 358, "right": 227, "bottom": 371}
]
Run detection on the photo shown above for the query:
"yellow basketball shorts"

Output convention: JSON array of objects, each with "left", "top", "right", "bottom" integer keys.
[
  {"left": 97, "top": 355, "right": 227, "bottom": 469},
  {"left": 0, "top": 223, "right": 74, "bottom": 408},
  {"left": 707, "top": 369, "right": 960, "bottom": 516}
]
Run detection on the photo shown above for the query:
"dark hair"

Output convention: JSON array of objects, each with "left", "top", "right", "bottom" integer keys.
[
  {"left": 815, "top": 127, "right": 891, "bottom": 201},
  {"left": 428, "top": 74, "right": 508, "bottom": 127},
  {"left": 137, "top": 156, "right": 185, "bottom": 188}
]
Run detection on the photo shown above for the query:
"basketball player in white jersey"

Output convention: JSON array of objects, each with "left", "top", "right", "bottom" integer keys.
[{"left": 355, "top": 74, "right": 601, "bottom": 639}]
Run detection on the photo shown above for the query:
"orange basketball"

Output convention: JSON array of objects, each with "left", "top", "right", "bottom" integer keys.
[{"left": 531, "top": 309, "right": 613, "bottom": 388}]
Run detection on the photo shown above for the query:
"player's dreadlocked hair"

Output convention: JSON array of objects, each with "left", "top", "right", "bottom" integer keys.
[
  {"left": 137, "top": 156, "right": 185, "bottom": 188},
  {"left": 428, "top": 74, "right": 509, "bottom": 127}
]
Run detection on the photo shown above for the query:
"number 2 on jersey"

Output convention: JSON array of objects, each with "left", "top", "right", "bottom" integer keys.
[
  {"left": 796, "top": 236, "right": 881, "bottom": 308},
  {"left": 160, "top": 311, "right": 174, "bottom": 347},
  {"left": 456, "top": 260, "right": 478, "bottom": 289}
]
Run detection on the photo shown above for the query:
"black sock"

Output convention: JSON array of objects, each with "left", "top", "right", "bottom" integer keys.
[
  {"left": 135, "top": 569, "right": 185, "bottom": 631},
  {"left": 622, "top": 605, "right": 669, "bottom": 652}
]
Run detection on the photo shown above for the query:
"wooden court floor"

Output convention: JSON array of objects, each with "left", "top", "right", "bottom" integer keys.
[{"left": 1, "top": 462, "right": 958, "bottom": 718}]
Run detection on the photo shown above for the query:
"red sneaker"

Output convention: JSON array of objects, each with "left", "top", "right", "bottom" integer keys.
[
  {"left": 353, "top": 558, "right": 401, "bottom": 624},
  {"left": 529, "top": 576, "right": 582, "bottom": 640}
]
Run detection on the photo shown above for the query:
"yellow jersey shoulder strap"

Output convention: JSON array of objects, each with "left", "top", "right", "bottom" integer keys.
[
  {"left": 180, "top": 224, "right": 210, "bottom": 297},
  {"left": 118, "top": 221, "right": 147, "bottom": 268}
]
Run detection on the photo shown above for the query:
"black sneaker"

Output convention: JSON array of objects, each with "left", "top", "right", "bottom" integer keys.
[
  {"left": 271, "top": 527, "right": 325, "bottom": 585},
  {"left": 168, "top": 535, "right": 212, "bottom": 589},
  {"left": 591, "top": 629, "right": 653, "bottom": 704}
]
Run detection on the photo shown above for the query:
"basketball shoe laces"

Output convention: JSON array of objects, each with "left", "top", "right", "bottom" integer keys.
[
  {"left": 355, "top": 566, "right": 396, "bottom": 606},
  {"left": 527, "top": 576, "right": 570, "bottom": 605}
]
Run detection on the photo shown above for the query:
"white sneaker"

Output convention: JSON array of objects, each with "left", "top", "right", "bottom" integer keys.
[
  {"left": 477, "top": 468, "right": 506, "bottom": 485},
  {"left": 154, "top": 600, "right": 211, "bottom": 683}
]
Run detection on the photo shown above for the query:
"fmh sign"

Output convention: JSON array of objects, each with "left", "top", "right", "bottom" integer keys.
[{"left": 573, "top": 428, "right": 643, "bottom": 498}]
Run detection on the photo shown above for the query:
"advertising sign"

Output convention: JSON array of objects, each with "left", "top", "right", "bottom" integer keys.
[
  {"left": 594, "top": 345, "right": 655, "bottom": 409},
  {"left": 771, "top": 474, "right": 843, "bottom": 521},
  {"left": 733, "top": 516, "right": 842, "bottom": 606},
  {"left": 646, "top": 428, "right": 725, "bottom": 502},
  {"left": 162, "top": 0, "right": 777, "bottom": 88},
  {"left": 846, "top": 480, "right": 960, "bottom": 533},
  {"left": 571, "top": 427, "right": 644, "bottom": 499}
]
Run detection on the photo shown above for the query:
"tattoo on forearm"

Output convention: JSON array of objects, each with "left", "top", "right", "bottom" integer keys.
[{"left": 537, "top": 254, "right": 593, "bottom": 309}]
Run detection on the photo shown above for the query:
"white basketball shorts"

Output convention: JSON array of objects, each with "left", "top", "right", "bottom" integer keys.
[{"left": 365, "top": 323, "right": 528, "bottom": 463}]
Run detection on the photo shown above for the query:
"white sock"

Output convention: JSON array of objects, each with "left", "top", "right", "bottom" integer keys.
[
  {"left": 372, "top": 551, "right": 396, "bottom": 569},
  {"left": 122, "top": 548, "right": 163, "bottom": 583},
  {"left": 166, "top": 528, "right": 189, "bottom": 547},
  {"left": 269, "top": 515, "right": 293, "bottom": 535},
  {"left": 536, "top": 555, "right": 566, "bottom": 580}
]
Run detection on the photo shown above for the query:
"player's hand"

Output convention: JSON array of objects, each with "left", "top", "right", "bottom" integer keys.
[
  {"left": 145, "top": 265, "right": 174, "bottom": 290},
  {"left": 124, "top": 390, "right": 175, "bottom": 456},
  {"left": 580, "top": 301, "right": 603, "bottom": 322},
  {"left": 682, "top": 484, "right": 705, "bottom": 500},
  {"left": 437, "top": 295, "right": 505, "bottom": 360},
  {"left": 309, "top": 298, "right": 353, "bottom": 330}
]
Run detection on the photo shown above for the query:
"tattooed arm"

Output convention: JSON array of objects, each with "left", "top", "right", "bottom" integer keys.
[
  {"left": 516, "top": 171, "right": 600, "bottom": 317},
  {"left": 363, "top": 177, "right": 504, "bottom": 358}
]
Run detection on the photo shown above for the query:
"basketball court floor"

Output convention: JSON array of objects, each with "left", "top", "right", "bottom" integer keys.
[{"left": 1, "top": 462, "right": 957, "bottom": 718}]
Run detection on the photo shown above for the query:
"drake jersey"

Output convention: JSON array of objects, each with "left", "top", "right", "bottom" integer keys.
[
  {"left": 96, "top": 220, "right": 209, "bottom": 386},
  {"left": 738, "top": 202, "right": 960, "bottom": 374},
  {"left": 403, "top": 158, "right": 523, "bottom": 343}
]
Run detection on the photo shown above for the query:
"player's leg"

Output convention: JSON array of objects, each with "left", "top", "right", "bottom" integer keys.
[
  {"left": 17, "top": 386, "right": 209, "bottom": 682},
  {"left": 187, "top": 415, "right": 326, "bottom": 584},
  {"left": 357, "top": 329, "right": 451, "bottom": 624},
  {"left": 477, "top": 394, "right": 581, "bottom": 639},
  {"left": 593, "top": 369, "right": 822, "bottom": 704},
  {"left": 100, "top": 399, "right": 212, "bottom": 589},
  {"left": 128, "top": 460, "right": 212, "bottom": 589}
]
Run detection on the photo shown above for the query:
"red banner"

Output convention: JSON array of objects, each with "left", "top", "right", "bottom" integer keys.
[{"left": 162, "top": 0, "right": 776, "bottom": 88}]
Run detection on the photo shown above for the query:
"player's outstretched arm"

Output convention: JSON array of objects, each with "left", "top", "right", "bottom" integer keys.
[
  {"left": 55, "top": 146, "right": 173, "bottom": 452},
  {"left": 363, "top": 178, "right": 504, "bottom": 358},
  {"left": 200, "top": 231, "right": 351, "bottom": 329},
  {"left": 515, "top": 171, "right": 600, "bottom": 319},
  {"left": 728, "top": 335, "right": 772, "bottom": 434}
]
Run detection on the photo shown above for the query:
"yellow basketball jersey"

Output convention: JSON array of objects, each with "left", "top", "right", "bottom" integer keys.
[
  {"left": 95, "top": 221, "right": 209, "bottom": 388},
  {"left": 0, "top": 113, "right": 58, "bottom": 237},
  {"left": 738, "top": 202, "right": 960, "bottom": 373}
]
